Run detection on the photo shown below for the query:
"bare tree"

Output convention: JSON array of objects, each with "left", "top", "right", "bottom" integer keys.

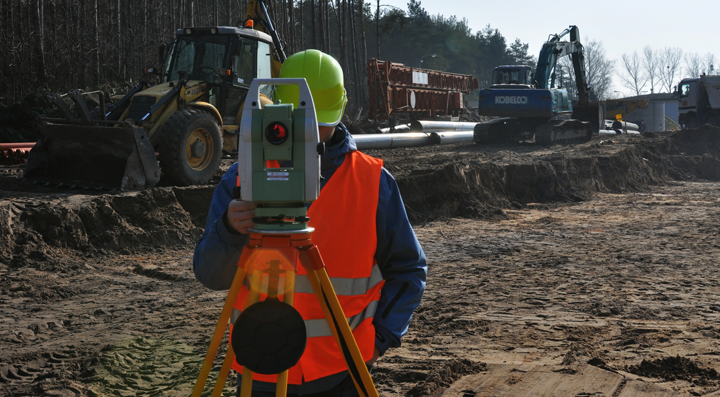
[
  {"left": 584, "top": 38, "right": 614, "bottom": 100},
  {"left": 94, "top": 0, "right": 100, "bottom": 86},
  {"left": 702, "top": 53, "right": 716, "bottom": 75},
  {"left": 34, "top": 0, "right": 46, "bottom": 83},
  {"left": 557, "top": 38, "right": 614, "bottom": 100},
  {"left": 620, "top": 51, "right": 647, "bottom": 95},
  {"left": 642, "top": 46, "right": 660, "bottom": 94},
  {"left": 658, "top": 47, "right": 683, "bottom": 93},
  {"left": 684, "top": 52, "right": 701, "bottom": 78}
]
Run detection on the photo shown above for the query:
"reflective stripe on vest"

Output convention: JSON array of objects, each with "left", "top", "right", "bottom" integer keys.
[
  {"left": 230, "top": 264, "right": 383, "bottom": 325},
  {"left": 230, "top": 151, "right": 384, "bottom": 384},
  {"left": 231, "top": 299, "right": 379, "bottom": 338}
]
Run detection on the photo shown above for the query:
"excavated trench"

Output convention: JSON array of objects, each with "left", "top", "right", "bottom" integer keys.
[{"left": 1, "top": 127, "right": 720, "bottom": 266}]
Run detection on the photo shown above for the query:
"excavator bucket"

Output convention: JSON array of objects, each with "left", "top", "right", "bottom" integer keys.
[
  {"left": 24, "top": 122, "right": 160, "bottom": 191},
  {"left": 572, "top": 101, "right": 605, "bottom": 135}
]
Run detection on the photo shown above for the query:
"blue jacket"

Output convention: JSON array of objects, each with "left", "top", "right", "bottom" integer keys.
[{"left": 193, "top": 123, "right": 427, "bottom": 391}]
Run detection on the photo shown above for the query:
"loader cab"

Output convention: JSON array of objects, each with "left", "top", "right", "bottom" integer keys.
[
  {"left": 164, "top": 27, "right": 275, "bottom": 121},
  {"left": 490, "top": 66, "right": 534, "bottom": 89}
]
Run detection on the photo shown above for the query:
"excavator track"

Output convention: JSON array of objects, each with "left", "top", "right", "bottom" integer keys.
[{"left": 534, "top": 119, "right": 592, "bottom": 144}]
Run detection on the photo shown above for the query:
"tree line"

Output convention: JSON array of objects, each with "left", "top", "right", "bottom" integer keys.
[
  {"left": 0, "top": 0, "right": 535, "bottom": 116},
  {"left": 619, "top": 47, "right": 717, "bottom": 96}
]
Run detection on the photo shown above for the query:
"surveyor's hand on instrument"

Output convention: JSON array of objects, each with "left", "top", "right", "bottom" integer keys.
[{"left": 225, "top": 200, "right": 257, "bottom": 234}]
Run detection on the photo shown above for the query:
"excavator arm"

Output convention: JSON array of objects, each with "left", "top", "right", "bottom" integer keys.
[
  {"left": 533, "top": 25, "right": 590, "bottom": 106},
  {"left": 244, "top": 0, "right": 286, "bottom": 77}
]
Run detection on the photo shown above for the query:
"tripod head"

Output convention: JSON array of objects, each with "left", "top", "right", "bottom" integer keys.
[{"left": 238, "top": 78, "right": 322, "bottom": 231}]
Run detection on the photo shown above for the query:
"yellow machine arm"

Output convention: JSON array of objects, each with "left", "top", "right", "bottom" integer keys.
[{"left": 244, "top": 0, "right": 286, "bottom": 77}]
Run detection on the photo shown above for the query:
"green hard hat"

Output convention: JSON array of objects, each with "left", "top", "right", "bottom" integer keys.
[{"left": 276, "top": 50, "right": 347, "bottom": 127}]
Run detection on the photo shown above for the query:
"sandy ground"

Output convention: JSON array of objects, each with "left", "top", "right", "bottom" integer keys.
[{"left": 1, "top": 127, "right": 720, "bottom": 396}]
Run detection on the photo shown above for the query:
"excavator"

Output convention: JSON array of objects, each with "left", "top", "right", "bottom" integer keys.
[
  {"left": 474, "top": 25, "right": 602, "bottom": 144},
  {"left": 24, "top": 0, "right": 285, "bottom": 190}
]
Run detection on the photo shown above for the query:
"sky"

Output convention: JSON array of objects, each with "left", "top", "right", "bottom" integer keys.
[{"left": 379, "top": 0, "right": 719, "bottom": 96}]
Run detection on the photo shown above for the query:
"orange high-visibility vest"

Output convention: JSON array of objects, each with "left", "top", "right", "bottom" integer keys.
[{"left": 230, "top": 150, "right": 384, "bottom": 384}]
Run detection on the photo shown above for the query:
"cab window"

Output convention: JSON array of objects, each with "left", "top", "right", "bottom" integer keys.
[
  {"left": 257, "top": 42, "right": 272, "bottom": 79},
  {"left": 679, "top": 83, "right": 690, "bottom": 97},
  {"left": 257, "top": 42, "right": 273, "bottom": 97},
  {"left": 525, "top": 70, "right": 533, "bottom": 85},
  {"left": 233, "top": 41, "right": 256, "bottom": 85},
  {"left": 166, "top": 34, "right": 230, "bottom": 82}
]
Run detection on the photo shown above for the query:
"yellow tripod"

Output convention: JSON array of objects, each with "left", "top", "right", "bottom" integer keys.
[{"left": 191, "top": 228, "right": 379, "bottom": 397}]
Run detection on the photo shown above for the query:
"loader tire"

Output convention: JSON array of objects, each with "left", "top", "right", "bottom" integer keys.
[{"left": 157, "top": 109, "right": 222, "bottom": 186}]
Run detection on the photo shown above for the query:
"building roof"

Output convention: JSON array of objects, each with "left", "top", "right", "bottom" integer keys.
[{"left": 619, "top": 92, "right": 678, "bottom": 102}]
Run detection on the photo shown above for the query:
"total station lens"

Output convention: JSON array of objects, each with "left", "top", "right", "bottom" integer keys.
[{"left": 265, "top": 122, "right": 289, "bottom": 145}]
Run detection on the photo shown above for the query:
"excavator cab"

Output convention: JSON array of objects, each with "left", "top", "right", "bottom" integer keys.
[{"left": 491, "top": 66, "right": 534, "bottom": 88}]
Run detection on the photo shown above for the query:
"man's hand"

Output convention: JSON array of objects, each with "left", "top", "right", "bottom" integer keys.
[{"left": 225, "top": 200, "right": 257, "bottom": 234}]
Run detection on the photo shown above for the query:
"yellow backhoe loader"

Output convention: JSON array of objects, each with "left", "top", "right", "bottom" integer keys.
[
  {"left": 604, "top": 98, "right": 648, "bottom": 121},
  {"left": 24, "top": 0, "right": 285, "bottom": 190}
]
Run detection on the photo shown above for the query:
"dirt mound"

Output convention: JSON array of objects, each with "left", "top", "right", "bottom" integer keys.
[
  {"left": 373, "top": 126, "right": 720, "bottom": 223},
  {"left": 0, "top": 187, "right": 213, "bottom": 268},
  {"left": 626, "top": 355, "right": 719, "bottom": 386}
]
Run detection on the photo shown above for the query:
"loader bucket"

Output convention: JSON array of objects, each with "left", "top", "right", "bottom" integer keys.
[
  {"left": 24, "top": 122, "right": 161, "bottom": 191},
  {"left": 572, "top": 101, "right": 605, "bottom": 135}
]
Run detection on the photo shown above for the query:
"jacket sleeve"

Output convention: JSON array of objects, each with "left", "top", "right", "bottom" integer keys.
[
  {"left": 193, "top": 163, "right": 249, "bottom": 291},
  {"left": 373, "top": 167, "right": 427, "bottom": 355}
]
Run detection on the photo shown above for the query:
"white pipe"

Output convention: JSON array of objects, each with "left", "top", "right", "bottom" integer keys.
[
  {"left": 429, "top": 131, "right": 475, "bottom": 144},
  {"left": 378, "top": 124, "right": 411, "bottom": 134},
  {"left": 353, "top": 132, "right": 433, "bottom": 150},
  {"left": 409, "top": 120, "right": 478, "bottom": 132},
  {"left": 611, "top": 120, "right": 640, "bottom": 131}
]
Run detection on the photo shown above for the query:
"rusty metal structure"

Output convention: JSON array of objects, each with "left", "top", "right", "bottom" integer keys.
[{"left": 367, "top": 59, "right": 478, "bottom": 121}]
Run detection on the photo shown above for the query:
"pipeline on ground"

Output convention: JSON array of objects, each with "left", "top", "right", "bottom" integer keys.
[{"left": 0, "top": 143, "right": 35, "bottom": 165}]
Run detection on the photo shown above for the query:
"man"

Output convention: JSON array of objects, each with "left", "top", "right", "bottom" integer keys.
[{"left": 193, "top": 49, "right": 426, "bottom": 396}]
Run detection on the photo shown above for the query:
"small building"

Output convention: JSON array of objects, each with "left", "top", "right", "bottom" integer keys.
[{"left": 621, "top": 92, "right": 679, "bottom": 132}]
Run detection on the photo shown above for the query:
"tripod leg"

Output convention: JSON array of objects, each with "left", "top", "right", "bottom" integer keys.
[
  {"left": 300, "top": 248, "right": 379, "bottom": 397},
  {"left": 274, "top": 268, "right": 295, "bottom": 397},
  {"left": 240, "top": 371, "right": 254, "bottom": 397},
  {"left": 211, "top": 346, "right": 237, "bottom": 397},
  {"left": 236, "top": 269, "right": 265, "bottom": 396},
  {"left": 191, "top": 264, "right": 248, "bottom": 397},
  {"left": 275, "top": 373, "right": 288, "bottom": 397}
]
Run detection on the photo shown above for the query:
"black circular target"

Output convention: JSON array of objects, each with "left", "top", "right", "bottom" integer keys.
[{"left": 232, "top": 299, "right": 307, "bottom": 374}]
